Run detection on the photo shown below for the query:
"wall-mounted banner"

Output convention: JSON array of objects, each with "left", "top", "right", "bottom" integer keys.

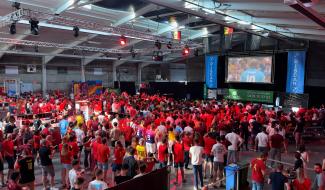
[
  {"left": 205, "top": 55, "right": 218, "bottom": 88},
  {"left": 227, "top": 89, "right": 274, "bottom": 103},
  {"left": 286, "top": 51, "right": 306, "bottom": 94}
]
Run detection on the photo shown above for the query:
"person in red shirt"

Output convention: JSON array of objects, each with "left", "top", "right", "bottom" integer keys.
[
  {"left": 97, "top": 138, "right": 110, "bottom": 182},
  {"left": 158, "top": 138, "right": 168, "bottom": 168},
  {"left": 172, "top": 135, "right": 186, "bottom": 185},
  {"left": 144, "top": 153, "right": 156, "bottom": 173},
  {"left": 112, "top": 141, "right": 125, "bottom": 178},
  {"left": 183, "top": 132, "right": 192, "bottom": 170},
  {"left": 292, "top": 168, "right": 311, "bottom": 190},
  {"left": 90, "top": 133, "right": 101, "bottom": 170},
  {"left": 250, "top": 153, "right": 268, "bottom": 190},
  {"left": 59, "top": 137, "right": 73, "bottom": 188},
  {"left": 203, "top": 132, "right": 216, "bottom": 179},
  {"left": 3, "top": 134, "right": 15, "bottom": 182},
  {"left": 33, "top": 131, "right": 41, "bottom": 163},
  {"left": 69, "top": 136, "right": 79, "bottom": 160}
]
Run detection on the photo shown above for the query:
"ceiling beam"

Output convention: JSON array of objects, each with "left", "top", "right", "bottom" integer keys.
[
  {"left": 54, "top": 0, "right": 81, "bottom": 15},
  {"left": 113, "top": 4, "right": 159, "bottom": 27},
  {"left": 0, "top": 29, "right": 30, "bottom": 59}
]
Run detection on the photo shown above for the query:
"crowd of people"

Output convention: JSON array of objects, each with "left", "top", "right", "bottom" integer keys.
[{"left": 0, "top": 90, "right": 325, "bottom": 190}]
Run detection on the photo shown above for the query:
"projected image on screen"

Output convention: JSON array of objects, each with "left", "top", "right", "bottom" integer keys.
[{"left": 227, "top": 56, "right": 273, "bottom": 83}]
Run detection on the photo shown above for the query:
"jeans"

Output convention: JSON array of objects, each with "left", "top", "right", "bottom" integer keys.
[
  {"left": 269, "top": 148, "right": 281, "bottom": 168},
  {"left": 84, "top": 149, "right": 90, "bottom": 168},
  {"left": 252, "top": 181, "right": 264, "bottom": 190},
  {"left": 258, "top": 146, "right": 268, "bottom": 153},
  {"left": 184, "top": 151, "right": 190, "bottom": 168},
  {"left": 193, "top": 165, "right": 203, "bottom": 189}
]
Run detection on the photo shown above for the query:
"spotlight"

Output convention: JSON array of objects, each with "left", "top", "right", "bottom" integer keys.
[
  {"left": 130, "top": 47, "right": 136, "bottom": 58},
  {"left": 29, "top": 19, "right": 39, "bottom": 35},
  {"left": 12, "top": 2, "right": 20, "bottom": 9},
  {"left": 194, "top": 48, "right": 199, "bottom": 57},
  {"left": 166, "top": 41, "right": 172, "bottom": 49},
  {"left": 9, "top": 23, "right": 16, "bottom": 35},
  {"left": 153, "top": 51, "right": 163, "bottom": 61},
  {"left": 154, "top": 40, "right": 162, "bottom": 49},
  {"left": 119, "top": 35, "right": 127, "bottom": 46},
  {"left": 182, "top": 45, "right": 190, "bottom": 56},
  {"left": 117, "top": 53, "right": 122, "bottom": 60},
  {"left": 73, "top": 26, "right": 79, "bottom": 37},
  {"left": 34, "top": 45, "right": 39, "bottom": 52}
]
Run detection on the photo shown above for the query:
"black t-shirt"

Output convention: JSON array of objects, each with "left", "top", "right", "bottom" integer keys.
[
  {"left": 114, "top": 175, "right": 132, "bottom": 185},
  {"left": 240, "top": 121, "right": 250, "bottom": 134},
  {"left": 294, "top": 159, "right": 303, "bottom": 171},
  {"left": 269, "top": 172, "right": 288, "bottom": 190},
  {"left": 122, "top": 156, "right": 138, "bottom": 178},
  {"left": 18, "top": 156, "right": 35, "bottom": 184},
  {"left": 5, "top": 123, "right": 16, "bottom": 134},
  {"left": 39, "top": 146, "right": 52, "bottom": 166}
]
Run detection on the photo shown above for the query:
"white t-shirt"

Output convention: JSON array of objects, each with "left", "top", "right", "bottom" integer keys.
[
  {"left": 88, "top": 180, "right": 108, "bottom": 190},
  {"left": 157, "top": 125, "right": 167, "bottom": 134},
  {"left": 211, "top": 143, "right": 227, "bottom": 162},
  {"left": 255, "top": 132, "right": 269, "bottom": 147},
  {"left": 69, "top": 169, "right": 77, "bottom": 188},
  {"left": 184, "top": 126, "right": 194, "bottom": 134},
  {"left": 189, "top": 145, "right": 203, "bottom": 165},
  {"left": 74, "top": 128, "right": 85, "bottom": 146},
  {"left": 225, "top": 132, "right": 243, "bottom": 151}
]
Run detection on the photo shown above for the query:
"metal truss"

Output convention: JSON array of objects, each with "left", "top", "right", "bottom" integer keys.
[
  {"left": 0, "top": 37, "right": 189, "bottom": 54},
  {"left": 0, "top": 8, "right": 26, "bottom": 28},
  {"left": 0, "top": 8, "right": 203, "bottom": 47}
]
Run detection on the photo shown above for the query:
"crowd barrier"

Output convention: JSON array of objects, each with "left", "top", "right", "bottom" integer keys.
[{"left": 108, "top": 167, "right": 169, "bottom": 190}]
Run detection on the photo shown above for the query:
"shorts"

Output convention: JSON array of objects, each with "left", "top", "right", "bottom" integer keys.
[
  {"left": 97, "top": 162, "right": 109, "bottom": 171},
  {"left": 63, "top": 164, "right": 72, "bottom": 170},
  {"left": 41, "top": 165, "right": 55, "bottom": 177},
  {"left": 203, "top": 154, "right": 214, "bottom": 162},
  {"left": 111, "top": 163, "right": 122, "bottom": 172},
  {"left": 214, "top": 162, "right": 224, "bottom": 171},
  {"left": 174, "top": 162, "right": 184, "bottom": 168},
  {"left": 5, "top": 156, "right": 14, "bottom": 170},
  {"left": 146, "top": 142, "right": 156, "bottom": 154}
]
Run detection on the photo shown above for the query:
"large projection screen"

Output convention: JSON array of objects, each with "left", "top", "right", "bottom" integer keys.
[{"left": 226, "top": 56, "right": 273, "bottom": 83}]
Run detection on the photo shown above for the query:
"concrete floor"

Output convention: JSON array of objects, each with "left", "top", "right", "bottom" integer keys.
[{"left": 1, "top": 138, "right": 325, "bottom": 190}]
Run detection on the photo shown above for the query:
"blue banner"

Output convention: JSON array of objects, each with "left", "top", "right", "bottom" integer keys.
[
  {"left": 205, "top": 55, "right": 218, "bottom": 88},
  {"left": 286, "top": 51, "right": 306, "bottom": 94}
]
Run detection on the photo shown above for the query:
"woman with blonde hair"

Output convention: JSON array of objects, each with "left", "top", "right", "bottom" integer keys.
[{"left": 292, "top": 168, "right": 311, "bottom": 190}]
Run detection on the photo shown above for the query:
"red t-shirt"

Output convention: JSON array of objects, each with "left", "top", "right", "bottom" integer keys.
[
  {"left": 2, "top": 140, "right": 14, "bottom": 157},
  {"left": 59, "top": 144, "right": 73, "bottom": 164},
  {"left": 251, "top": 158, "right": 266, "bottom": 183},
  {"left": 292, "top": 178, "right": 311, "bottom": 190},
  {"left": 203, "top": 136, "right": 216, "bottom": 155},
  {"left": 183, "top": 136, "right": 192, "bottom": 151},
  {"left": 114, "top": 147, "right": 125, "bottom": 165},
  {"left": 91, "top": 141, "right": 100, "bottom": 160},
  {"left": 97, "top": 144, "right": 110, "bottom": 163},
  {"left": 69, "top": 141, "right": 79, "bottom": 157},
  {"left": 172, "top": 142, "right": 184, "bottom": 163},
  {"left": 145, "top": 158, "right": 155, "bottom": 173},
  {"left": 33, "top": 135, "right": 41, "bottom": 149},
  {"left": 158, "top": 144, "right": 168, "bottom": 162}
]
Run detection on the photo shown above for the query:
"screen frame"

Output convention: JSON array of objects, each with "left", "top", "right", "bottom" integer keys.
[{"left": 225, "top": 55, "right": 275, "bottom": 84}]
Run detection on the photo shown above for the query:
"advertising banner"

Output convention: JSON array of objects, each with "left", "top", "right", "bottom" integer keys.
[
  {"left": 286, "top": 51, "right": 306, "bottom": 94},
  {"left": 227, "top": 89, "right": 274, "bottom": 103},
  {"left": 205, "top": 55, "right": 218, "bottom": 88}
]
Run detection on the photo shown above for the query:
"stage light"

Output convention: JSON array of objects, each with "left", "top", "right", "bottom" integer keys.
[
  {"left": 73, "top": 26, "right": 79, "bottom": 37},
  {"left": 153, "top": 51, "right": 163, "bottom": 61},
  {"left": 155, "top": 40, "right": 162, "bottom": 49},
  {"left": 182, "top": 45, "right": 190, "bottom": 56},
  {"left": 29, "top": 19, "right": 39, "bottom": 35},
  {"left": 194, "top": 48, "right": 199, "bottom": 57},
  {"left": 167, "top": 41, "right": 172, "bottom": 49},
  {"left": 120, "top": 35, "right": 127, "bottom": 46},
  {"left": 117, "top": 53, "right": 122, "bottom": 60},
  {"left": 12, "top": 2, "right": 20, "bottom": 9},
  {"left": 9, "top": 23, "right": 16, "bottom": 35},
  {"left": 130, "top": 47, "right": 136, "bottom": 58}
]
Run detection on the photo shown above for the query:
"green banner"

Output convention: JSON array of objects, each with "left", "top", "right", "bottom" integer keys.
[{"left": 227, "top": 89, "right": 274, "bottom": 103}]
